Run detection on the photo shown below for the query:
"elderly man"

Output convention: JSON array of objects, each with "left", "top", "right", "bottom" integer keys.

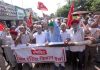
[
  {"left": 2, "top": 29, "right": 17, "bottom": 70},
  {"left": 47, "top": 21, "right": 66, "bottom": 70},
  {"left": 16, "top": 26, "right": 33, "bottom": 44},
  {"left": 68, "top": 19, "right": 85, "bottom": 70},
  {"left": 60, "top": 23, "right": 71, "bottom": 65},
  {"left": 16, "top": 26, "right": 33, "bottom": 70},
  {"left": 2, "top": 30, "right": 23, "bottom": 70},
  {"left": 33, "top": 24, "right": 47, "bottom": 44},
  {"left": 91, "top": 15, "right": 100, "bottom": 28},
  {"left": 47, "top": 21, "right": 61, "bottom": 42}
]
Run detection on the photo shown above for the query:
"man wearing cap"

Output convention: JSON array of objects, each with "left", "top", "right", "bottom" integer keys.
[
  {"left": 47, "top": 21, "right": 61, "bottom": 42},
  {"left": 47, "top": 21, "right": 65, "bottom": 70},
  {"left": 10, "top": 30, "right": 24, "bottom": 70},
  {"left": 68, "top": 19, "right": 85, "bottom": 70}
]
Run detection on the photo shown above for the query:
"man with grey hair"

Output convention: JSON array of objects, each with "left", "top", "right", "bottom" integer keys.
[
  {"left": 60, "top": 23, "right": 70, "bottom": 69},
  {"left": 33, "top": 24, "right": 47, "bottom": 44}
]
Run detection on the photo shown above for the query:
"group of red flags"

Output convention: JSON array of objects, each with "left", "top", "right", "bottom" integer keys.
[
  {"left": 0, "top": 1, "right": 75, "bottom": 30},
  {"left": 27, "top": 1, "right": 48, "bottom": 27},
  {"left": 25, "top": 1, "right": 75, "bottom": 28},
  {"left": 37, "top": 1, "right": 75, "bottom": 27}
]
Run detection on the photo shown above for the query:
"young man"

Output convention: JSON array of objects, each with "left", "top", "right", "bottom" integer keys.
[{"left": 68, "top": 19, "right": 85, "bottom": 70}]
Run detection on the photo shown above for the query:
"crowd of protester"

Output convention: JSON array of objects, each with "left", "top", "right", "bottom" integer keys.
[{"left": 0, "top": 13, "right": 100, "bottom": 70}]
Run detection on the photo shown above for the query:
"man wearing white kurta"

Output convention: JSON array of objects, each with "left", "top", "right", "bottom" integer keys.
[
  {"left": 16, "top": 26, "right": 33, "bottom": 70},
  {"left": 60, "top": 23, "right": 71, "bottom": 66},
  {"left": 69, "top": 19, "right": 85, "bottom": 70},
  {"left": 33, "top": 24, "right": 47, "bottom": 44}
]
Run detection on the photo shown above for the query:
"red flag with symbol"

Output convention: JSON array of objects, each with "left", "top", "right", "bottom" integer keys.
[
  {"left": 37, "top": 2, "right": 48, "bottom": 11},
  {"left": 67, "top": 0, "right": 74, "bottom": 27}
]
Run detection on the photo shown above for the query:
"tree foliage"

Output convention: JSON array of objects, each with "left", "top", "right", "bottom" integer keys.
[
  {"left": 55, "top": 0, "right": 100, "bottom": 17},
  {"left": 56, "top": 5, "right": 70, "bottom": 17},
  {"left": 84, "top": 0, "right": 100, "bottom": 11},
  {"left": 55, "top": 0, "right": 79, "bottom": 17}
]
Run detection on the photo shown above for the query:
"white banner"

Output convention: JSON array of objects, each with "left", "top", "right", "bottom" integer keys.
[{"left": 13, "top": 44, "right": 66, "bottom": 63}]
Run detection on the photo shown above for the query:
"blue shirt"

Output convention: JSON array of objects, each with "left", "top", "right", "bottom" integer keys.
[{"left": 47, "top": 21, "right": 62, "bottom": 42}]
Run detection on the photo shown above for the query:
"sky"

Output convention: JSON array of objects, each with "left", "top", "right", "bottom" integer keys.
[{"left": 2, "top": 0, "right": 67, "bottom": 16}]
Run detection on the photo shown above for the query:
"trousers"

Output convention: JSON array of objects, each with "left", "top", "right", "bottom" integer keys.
[{"left": 70, "top": 51, "right": 85, "bottom": 70}]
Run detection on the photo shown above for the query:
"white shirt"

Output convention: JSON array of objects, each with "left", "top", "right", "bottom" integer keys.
[
  {"left": 69, "top": 27, "right": 85, "bottom": 52},
  {"left": 33, "top": 32, "right": 46, "bottom": 44},
  {"left": 4, "top": 35, "right": 15, "bottom": 48},
  {"left": 5, "top": 35, "right": 14, "bottom": 45},
  {"left": 60, "top": 29, "right": 70, "bottom": 50}
]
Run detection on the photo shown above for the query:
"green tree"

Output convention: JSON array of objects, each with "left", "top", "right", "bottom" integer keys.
[
  {"left": 79, "top": 0, "right": 100, "bottom": 11},
  {"left": 56, "top": 0, "right": 100, "bottom": 17},
  {"left": 56, "top": 5, "right": 70, "bottom": 17},
  {"left": 56, "top": 0, "right": 79, "bottom": 17},
  {"left": 89, "top": 0, "right": 100, "bottom": 11}
]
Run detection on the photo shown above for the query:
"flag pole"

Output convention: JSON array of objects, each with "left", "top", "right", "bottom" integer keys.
[
  {"left": 22, "top": 0, "right": 23, "bottom": 7},
  {"left": 41, "top": 11, "right": 44, "bottom": 18}
]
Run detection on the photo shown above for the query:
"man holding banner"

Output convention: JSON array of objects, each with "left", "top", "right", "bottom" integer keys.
[
  {"left": 68, "top": 19, "right": 85, "bottom": 70},
  {"left": 46, "top": 21, "right": 65, "bottom": 70}
]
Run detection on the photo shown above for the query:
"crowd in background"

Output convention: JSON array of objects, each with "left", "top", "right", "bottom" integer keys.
[{"left": 0, "top": 13, "right": 100, "bottom": 70}]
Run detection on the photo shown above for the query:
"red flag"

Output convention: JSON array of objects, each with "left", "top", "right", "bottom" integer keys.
[
  {"left": 27, "top": 12, "right": 33, "bottom": 27},
  {"left": 0, "top": 23, "right": 5, "bottom": 31},
  {"left": 37, "top": 2, "right": 48, "bottom": 11},
  {"left": 67, "top": 0, "right": 74, "bottom": 27}
]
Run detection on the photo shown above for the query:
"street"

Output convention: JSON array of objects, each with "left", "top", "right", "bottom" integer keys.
[{"left": 5, "top": 61, "right": 100, "bottom": 70}]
